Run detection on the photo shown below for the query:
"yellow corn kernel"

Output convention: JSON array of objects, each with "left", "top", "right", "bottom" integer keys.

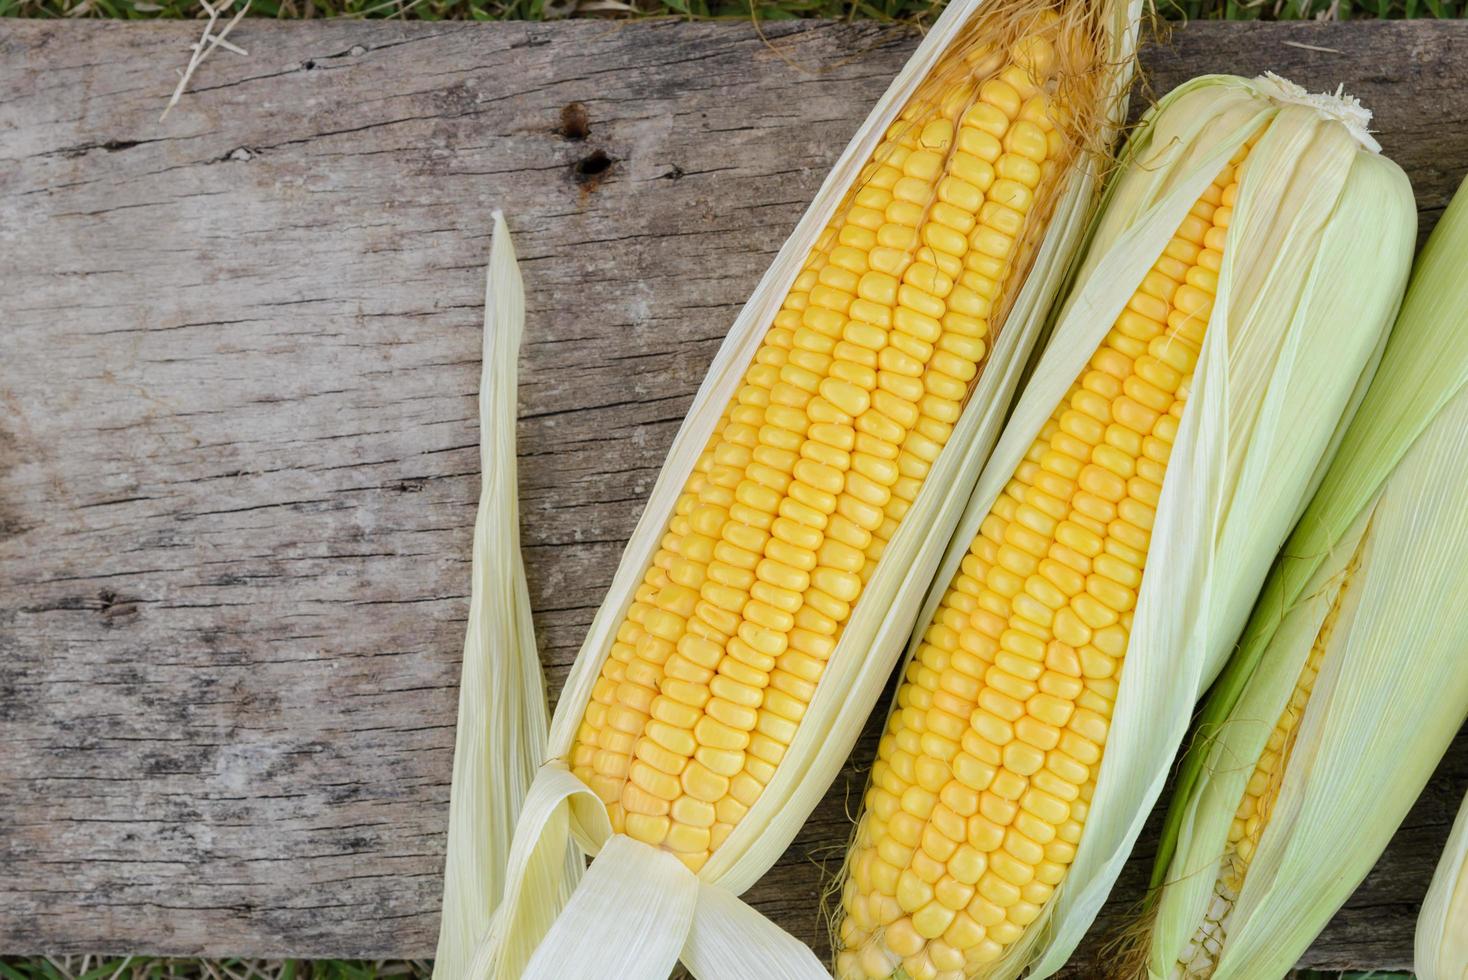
[{"left": 837, "top": 147, "right": 1246, "bottom": 973}]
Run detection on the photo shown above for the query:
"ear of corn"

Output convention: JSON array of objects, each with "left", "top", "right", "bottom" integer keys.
[
  {"left": 434, "top": 214, "right": 571, "bottom": 979},
  {"left": 446, "top": 0, "right": 1145, "bottom": 977},
  {"left": 568, "top": 6, "right": 1118, "bottom": 879},
  {"left": 831, "top": 73, "right": 1416, "bottom": 980},
  {"left": 1418, "top": 786, "right": 1468, "bottom": 980},
  {"left": 1140, "top": 176, "right": 1468, "bottom": 980}
]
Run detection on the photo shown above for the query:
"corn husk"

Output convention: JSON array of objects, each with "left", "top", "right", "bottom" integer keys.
[
  {"left": 1139, "top": 179, "right": 1468, "bottom": 980},
  {"left": 439, "top": 1, "right": 1146, "bottom": 976},
  {"left": 1418, "top": 785, "right": 1468, "bottom": 980},
  {"left": 435, "top": 214, "right": 576, "bottom": 979},
  {"left": 842, "top": 73, "right": 1415, "bottom": 980}
]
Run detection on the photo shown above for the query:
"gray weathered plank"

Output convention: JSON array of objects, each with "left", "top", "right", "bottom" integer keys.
[{"left": 1, "top": 16, "right": 1464, "bottom": 969}]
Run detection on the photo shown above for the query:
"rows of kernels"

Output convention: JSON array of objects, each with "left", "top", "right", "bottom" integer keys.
[
  {"left": 864, "top": 71, "right": 1065, "bottom": 581},
  {"left": 1225, "top": 627, "right": 1326, "bottom": 879},
  {"left": 655, "top": 114, "right": 955, "bottom": 865},
  {"left": 836, "top": 147, "right": 1249, "bottom": 979},
  {"left": 569, "top": 416, "right": 724, "bottom": 828},
  {"left": 1170, "top": 556, "right": 1352, "bottom": 978},
  {"left": 1172, "top": 877, "right": 1239, "bottom": 980},
  {"left": 675, "top": 42, "right": 1080, "bottom": 868},
  {"left": 569, "top": 281, "right": 809, "bottom": 836},
  {"left": 606, "top": 229, "right": 853, "bottom": 862},
  {"left": 573, "top": 29, "right": 1071, "bottom": 877},
  {"left": 655, "top": 66, "right": 1069, "bottom": 870}
]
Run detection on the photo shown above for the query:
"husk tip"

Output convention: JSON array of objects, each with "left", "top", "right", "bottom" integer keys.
[{"left": 1253, "top": 70, "right": 1380, "bottom": 153}]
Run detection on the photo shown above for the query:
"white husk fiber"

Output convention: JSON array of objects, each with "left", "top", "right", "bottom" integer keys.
[
  {"left": 885, "top": 73, "right": 1414, "bottom": 979},
  {"left": 441, "top": 0, "right": 1144, "bottom": 976},
  {"left": 1146, "top": 178, "right": 1468, "bottom": 980}
]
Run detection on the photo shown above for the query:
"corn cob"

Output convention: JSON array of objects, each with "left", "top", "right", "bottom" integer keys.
[
  {"left": 570, "top": 2, "right": 1107, "bottom": 876},
  {"left": 839, "top": 144, "right": 1250, "bottom": 980},
  {"left": 457, "top": 2, "right": 1144, "bottom": 978},
  {"left": 1135, "top": 175, "right": 1468, "bottom": 980},
  {"left": 832, "top": 73, "right": 1415, "bottom": 980}
]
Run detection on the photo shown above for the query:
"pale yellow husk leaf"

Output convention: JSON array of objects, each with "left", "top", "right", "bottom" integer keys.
[{"left": 435, "top": 213, "right": 575, "bottom": 979}]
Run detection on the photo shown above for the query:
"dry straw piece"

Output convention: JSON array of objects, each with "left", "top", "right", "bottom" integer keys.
[
  {"left": 434, "top": 215, "right": 577, "bottom": 980},
  {"left": 829, "top": 73, "right": 1416, "bottom": 980},
  {"left": 1134, "top": 176, "right": 1468, "bottom": 980},
  {"left": 435, "top": 0, "right": 1144, "bottom": 975}
]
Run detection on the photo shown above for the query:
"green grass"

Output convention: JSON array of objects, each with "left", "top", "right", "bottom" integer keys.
[
  {"left": 0, "top": 960, "right": 432, "bottom": 980},
  {"left": 2, "top": 0, "right": 1464, "bottom": 22},
  {"left": 9, "top": 0, "right": 949, "bottom": 19},
  {"left": 0, "top": 962, "right": 1418, "bottom": 980}
]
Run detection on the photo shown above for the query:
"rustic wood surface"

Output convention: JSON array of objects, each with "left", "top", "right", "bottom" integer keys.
[{"left": 3, "top": 15, "right": 1466, "bottom": 970}]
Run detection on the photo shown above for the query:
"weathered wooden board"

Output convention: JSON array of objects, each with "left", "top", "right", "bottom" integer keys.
[{"left": 2, "top": 15, "right": 1465, "bottom": 970}]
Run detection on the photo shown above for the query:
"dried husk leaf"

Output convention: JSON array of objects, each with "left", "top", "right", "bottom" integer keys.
[{"left": 435, "top": 214, "right": 575, "bottom": 979}]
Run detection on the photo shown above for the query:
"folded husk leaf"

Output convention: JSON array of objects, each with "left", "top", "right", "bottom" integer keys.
[{"left": 1141, "top": 179, "right": 1468, "bottom": 980}]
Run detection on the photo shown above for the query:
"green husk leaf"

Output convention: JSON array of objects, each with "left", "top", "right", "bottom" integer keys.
[
  {"left": 1146, "top": 176, "right": 1468, "bottom": 979},
  {"left": 1156, "top": 177, "right": 1468, "bottom": 892}
]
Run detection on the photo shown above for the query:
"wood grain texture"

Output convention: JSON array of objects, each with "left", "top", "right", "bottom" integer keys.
[{"left": 2, "top": 16, "right": 1465, "bottom": 968}]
